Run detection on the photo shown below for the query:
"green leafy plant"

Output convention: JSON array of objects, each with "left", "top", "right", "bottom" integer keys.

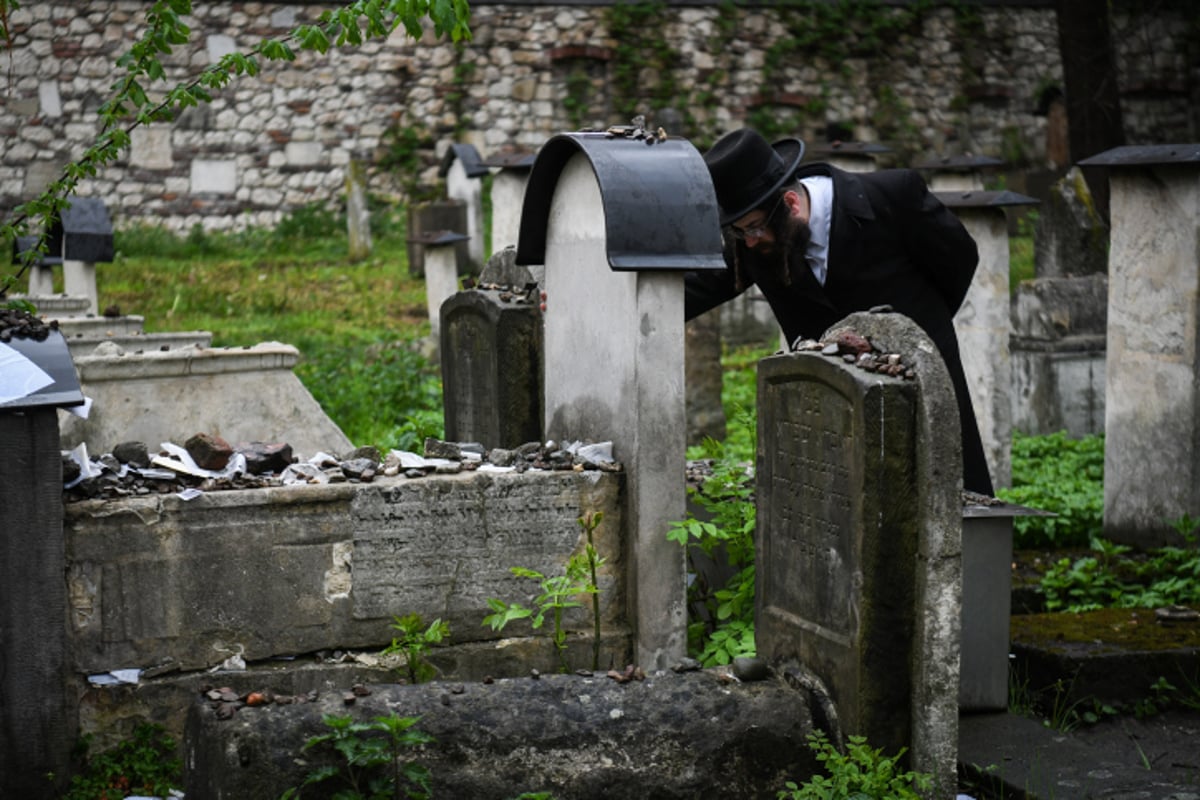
[
  {"left": 777, "top": 731, "right": 932, "bottom": 800},
  {"left": 670, "top": 438, "right": 757, "bottom": 666},
  {"left": 64, "top": 723, "right": 181, "bottom": 800},
  {"left": 1039, "top": 535, "right": 1200, "bottom": 613},
  {"left": 281, "top": 713, "right": 434, "bottom": 800},
  {"left": 382, "top": 614, "right": 450, "bottom": 684},
  {"left": 483, "top": 531, "right": 602, "bottom": 673},
  {"left": 997, "top": 431, "right": 1105, "bottom": 549}
]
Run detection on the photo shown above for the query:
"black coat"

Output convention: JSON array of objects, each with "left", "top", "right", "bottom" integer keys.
[{"left": 685, "top": 164, "right": 994, "bottom": 495}]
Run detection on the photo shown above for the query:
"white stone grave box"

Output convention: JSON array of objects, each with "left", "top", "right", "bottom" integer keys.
[
  {"left": 482, "top": 149, "right": 536, "bottom": 255},
  {"left": 755, "top": 311, "right": 962, "bottom": 798},
  {"left": 915, "top": 154, "right": 1005, "bottom": 192},
  {"left": 805, "top": 141, "right": 891, "bottom": 174},
  {"left": 1079, "top": 144, "right": 1200, "bottom": 548},
  {"left": 514, "top": 131, "right": 725, "bottom": 668},
  {"left": 938, "top": 188, "right": 1039, "bottom": 490},
  {"left": 439, "top": 142, "right": 488, "bottom": 273}
]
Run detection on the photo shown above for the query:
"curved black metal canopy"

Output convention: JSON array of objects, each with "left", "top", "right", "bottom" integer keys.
[{"left": 514, "top": 133, "right": 725, "bottom": 272}]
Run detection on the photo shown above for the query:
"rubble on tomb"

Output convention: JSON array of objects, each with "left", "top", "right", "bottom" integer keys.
[{"left": 62, "top": 434, "right": 622, "bottom": 502}]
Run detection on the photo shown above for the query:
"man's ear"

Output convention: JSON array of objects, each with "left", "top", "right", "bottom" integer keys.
[{"left": 782, "top": 188, "right": 807, "bottom": 220}]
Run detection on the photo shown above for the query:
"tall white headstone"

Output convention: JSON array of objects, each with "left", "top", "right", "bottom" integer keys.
[
  {"left": 942, "top": 190, "right": 1039, "bottom": 490},
  {"left": 441, "top": 143, "right": 486, "bottom": 272},
  {"left": 517, "top": 133, "right": 725, "bottom": 668},
  {"left": 1081, "top": 145, "right": 1200, "bottom": 547}
]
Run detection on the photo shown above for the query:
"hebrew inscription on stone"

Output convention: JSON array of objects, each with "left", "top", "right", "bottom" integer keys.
[{"left": 761, "top": 374, "right": 858, "bottom": 644}]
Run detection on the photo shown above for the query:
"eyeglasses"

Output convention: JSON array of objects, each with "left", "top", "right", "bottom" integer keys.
[{"left": 727, "top": 193, "right": 785, "bottom": 241}]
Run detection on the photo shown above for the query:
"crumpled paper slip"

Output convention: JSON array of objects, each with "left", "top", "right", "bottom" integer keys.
[
  {"left": 63, "top": 442, "right": 105, "bottom": 489},
  {"left": 565, "top": 440, "right": 615, "bottom": 464},
  {"left": 87, "top": 668, "right": 142, "bottom": 686},
  {"left": 209, "top": 643, "right": 246, "bottom": 673},
  {"left": 0, "top": 341, "right": 53, "bottom": 405},
  {"left": 152, "top": 441, "right": 247, "bottom": 480},
  {"left": 389, "top": 449, "right": 455, "bottom": 470}
]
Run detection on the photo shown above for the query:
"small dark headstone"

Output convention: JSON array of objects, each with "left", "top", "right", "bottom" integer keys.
[{"left": 440, "top": 289, "right": 543, "bottom": 449}]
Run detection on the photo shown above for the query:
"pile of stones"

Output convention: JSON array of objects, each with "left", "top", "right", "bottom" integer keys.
[
  {"left": 0, "top": 305, "right": 57, "bottom": 342},
  {"left": 63, "top": 434, "right": 621, "bottom": 502},
  {"left": 792, "top": 329, "right": 918, "bottom": 379}
]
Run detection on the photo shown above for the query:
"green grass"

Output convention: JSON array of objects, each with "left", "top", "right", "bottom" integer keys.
[{"left": 96, "top": 202, "right": 444, "bottom": 451}]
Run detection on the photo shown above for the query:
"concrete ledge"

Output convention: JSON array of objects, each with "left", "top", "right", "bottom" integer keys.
[{"left": 72, "top": 341, "right": 299, "bottom": 380}]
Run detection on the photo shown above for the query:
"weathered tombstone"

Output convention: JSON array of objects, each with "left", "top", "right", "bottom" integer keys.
[
  {"left": 1079, "top": 144, "right": 1200, "bottom": 547},
  {"left": 13, "top": 233, "right": 59, "bottom": 296},
  {"left": 1034, "top": 166, "right": 1108, "bottom": 279},
  {"left": 440, "top": 247, "right": 543, "bottom": 448},
  {"left": 515, "top": 131, "right": 725, "bottom": 669},
  {"left": 0, "top": 325, "right": 85, "bottom": 796},
  {"left": 754, "top": 310, "right": 962, "bottom": 798},
  {"left": 14, "top": 198, "right": 115, "bottom": 311},
  {"left": 915, "top": 154, "right": 1004, "bottom": 192},
  {"left": 685, "top": 307, "right": 726, "bottom": 446},
  {"left": 411, "top": 230, "right": 468, "bottom": 347},
  {"left": 345, "top": 158, "right": 372, "bottom": 260},
  {"left": 938, "top": 189, "right": 1039, "bottom": 489},
  {"left": 482, "top": 149, "right": 536, "bottom": 255},
  {"left": 57, "top": 197, "right": 115, "bottom": 315},
  {"left": 406, "top": 200, "right": 468, "bottom": 278},
  {"left": 439, "top": 142, "right": 488, "bottom": 273},
  {"left": 1010, "top": 273, "right": 1107, "bottom": 437},
  {"left": 806, "top": 141, "right": 890, "bottom": 174}
]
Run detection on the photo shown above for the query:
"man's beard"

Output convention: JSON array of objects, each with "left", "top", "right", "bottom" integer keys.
[{"left": 757, "top": 212, "right": 813, "bottom": 285}]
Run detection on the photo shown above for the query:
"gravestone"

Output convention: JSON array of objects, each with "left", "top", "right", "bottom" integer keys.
[
  {"left": 406, "top": 200, "right": 468, "bottom": 278},
  {"left": 515, "top": 131, "right": 725, "bottom": 669},
  {"left": 1010, "top": 273, "right": 1107, "bottom": 437},
  {"left": 0, "top": 328, "right": 85, "bottom": 797},
  {"left": 939, "top": 189, "right": 1039, "bottom": 489},
  {"left": 440, "top": 247, "right": 543, "bottom": 448},
  {"left": 345, "top": 158, "right": 371, "bottom": 260},
  {"left": 1080, "top": 144, "right": 1200, "bottom": 547},
  {"left": 411, "top": 230, "right": 468, "bottom": 346},
  {"left": 1034, "top": 166, "right": 1108, "bottom": 279},
  {"left": 439, "top": 143, "right": 488, "bottom": 272},
  {"left": 685, "top": 307, "right": 726, "bottom": 446},
  {"left": 755, "top": 310, "right": 962, "bottom": 798},
  {"left": 806, "top": 141, "right": 890, "bottom": 173},
  {"left": 482, "top": 150, "right": 536, "bottom": 255},
  {"left": 915, "top": 154, "right": 1004, "bottom": 192}
]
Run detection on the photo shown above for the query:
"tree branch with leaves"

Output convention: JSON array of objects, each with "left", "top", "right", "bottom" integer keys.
[{"left": 0, "top": 0, "right": 470, "bottom": 303}]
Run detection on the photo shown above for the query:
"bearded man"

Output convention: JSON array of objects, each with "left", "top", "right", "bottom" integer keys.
[{"left": 686, "top": 127, "right": 994, "bottom": 496}]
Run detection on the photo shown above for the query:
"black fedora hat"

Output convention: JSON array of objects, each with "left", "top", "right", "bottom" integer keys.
[{"left": 704, "top": 128, "right": 805, "bottom": 225}]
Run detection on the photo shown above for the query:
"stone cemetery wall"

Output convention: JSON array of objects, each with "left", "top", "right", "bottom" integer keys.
[
  {"left": 1, "top": 1, "right": 1195, "bottom": 232},
  {"left": 62, "top": 469, "right": 626, "bottom": 747}
]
